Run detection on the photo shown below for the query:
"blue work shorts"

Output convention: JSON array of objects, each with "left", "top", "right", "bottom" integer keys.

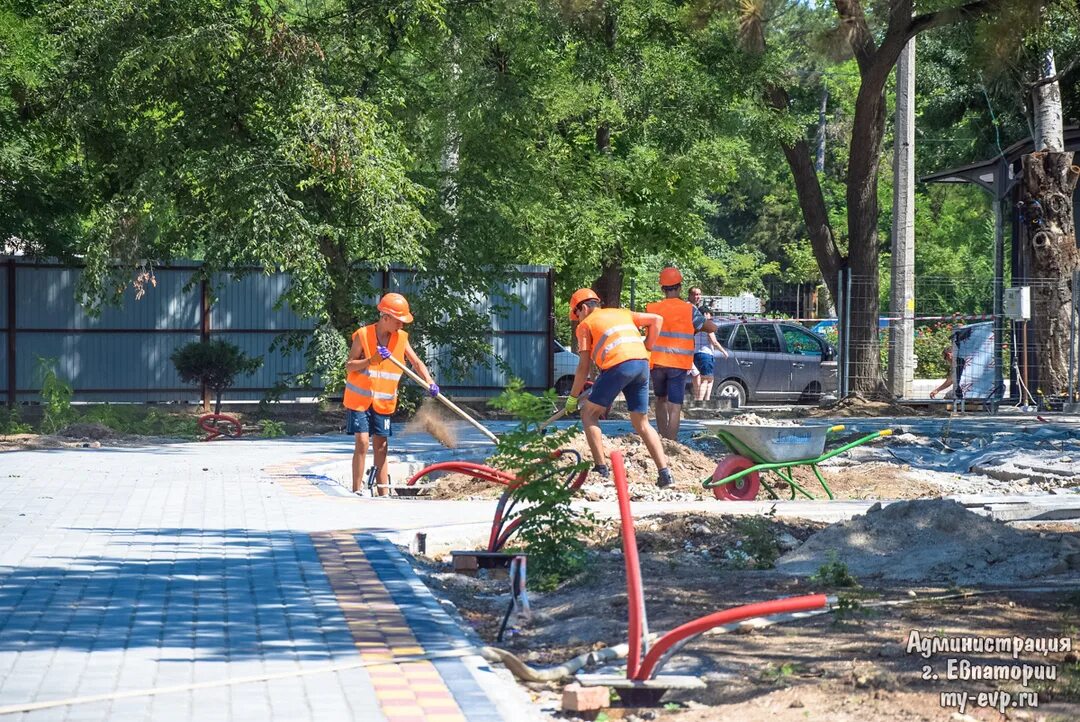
[
  {"left": 345, "top": 408, "right": 392, "bottom": 437},
  {"left": 650, "top": 365, "right": 689, "bottom": 405},
  {"left": 589, "top": 359, "right": 650, "bottom": 414}
]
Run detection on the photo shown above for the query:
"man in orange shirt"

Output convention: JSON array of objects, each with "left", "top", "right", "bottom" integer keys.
[
  {"left": 564, "top": 289, "right": 674, "bottom": 487},
  {"left": 646, "top": 268, "right": 725, "bottom": 440},
  {"left": 344, "top": 293, "right": 438, "bottom": 496}
]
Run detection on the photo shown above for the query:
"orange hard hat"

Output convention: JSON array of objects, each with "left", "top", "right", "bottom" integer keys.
[
  {"left": 377, "top": 292, "right": 414, "bottom": 323},
  {"left": 569, "top": 288, "right": 601, "bottom": 320},
  {"left": 659, "top": 267, "right": 683, "bottom": 287}
]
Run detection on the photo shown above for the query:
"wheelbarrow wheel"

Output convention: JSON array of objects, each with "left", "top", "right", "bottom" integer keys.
[{"left": 711, "top": 455, "right": 760, "bottom": 501}]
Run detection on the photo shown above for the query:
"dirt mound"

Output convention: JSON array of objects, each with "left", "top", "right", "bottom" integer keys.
[
  {"left": 57, "top": 423, "right": 119, "bottom": 440},
  {"left": 561, "top": 434, "right": 716, "bottom": 501},
  {"left": 587, "top": 512, "right": 825, "bottom": 565},
  {"left": 426, "top": 472, "right": 506, "bottom": 500},
  {"left": 401, "top": 399, "right": 460, "bottom": 449},
  {"left": 807, "top": 391, "right": 917, "bottom": 417},
  {"left": 423, "top": 433, "right": 720, "bottom": 501},
  {"left": 776, "top": 498, "right": 1080, "bottom": 585}
]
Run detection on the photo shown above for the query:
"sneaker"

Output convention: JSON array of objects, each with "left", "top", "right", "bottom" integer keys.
[
  {"left": 656, "top": 468, "right": 673, "bottom": 488},
  {"left": 592, "top": 464, "right": 610, "bottom": 479}
]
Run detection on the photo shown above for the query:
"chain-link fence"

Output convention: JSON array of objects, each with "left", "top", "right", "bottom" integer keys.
[{"left": 834, "top": 272, "right": 1080, "bottom": 408}]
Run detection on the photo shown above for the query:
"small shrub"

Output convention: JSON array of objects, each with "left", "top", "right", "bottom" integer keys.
[
  {"left": 171, "top": 340, "right": 262, "bottom": 414},
  {"left": 0, "top": 406, "right": 32, "bottom": 435},
  {"left": 142, "top": 408, "right": 201, "bottom": 439},
  {"left": 733, "top": 517, "right": 782, "bottom": 569},
  {"left": 489, "top": 379, "right": 592, "bottom": 589},
  {"left": 80, "top": 404, "right": 141, "bottom": 433},
  {"left": 259, "top": 419, "right": 287, "bottom": 438},
  {"left": 36, "top": 357, "right": 75, "bottom": 434},
  {"left": 811, "top": 552, "right": 860, "bottom": 588}
]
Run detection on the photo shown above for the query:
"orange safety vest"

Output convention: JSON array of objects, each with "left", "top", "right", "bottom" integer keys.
[
  {"left": 580, "top": 308, "right": 649, "bottom": 371},
  {"left": 343, "top": 325, "right": 407, "bottom": 414},
  {"left": 645, "top": 298, "right": 696, "bottom": 370}
]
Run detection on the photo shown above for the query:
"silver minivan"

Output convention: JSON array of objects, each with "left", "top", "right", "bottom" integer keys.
[{"left": 711, "top": 321, "right": 838, "bottom": 406}]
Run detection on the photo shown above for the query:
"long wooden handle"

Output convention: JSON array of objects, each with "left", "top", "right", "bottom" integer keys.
[
  {"left": 540, "top": 407, "right": 568, "bottom": 429},
  {"left": 382, "top": 355, "right": 500, "bottom": 444}
]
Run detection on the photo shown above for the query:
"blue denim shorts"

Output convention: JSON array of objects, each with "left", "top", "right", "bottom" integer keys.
[
  {"left": 694, "top": 352, "right": 715, "bottom": 377},
  {"left": 589, "top": 359, "right": 650, "bottom": 414},
  {"left": 650, "top": 365, "right": 688, "bottom": 405},
  {"left": 345, "top": 408, "right": 392, "bottom": 437}
]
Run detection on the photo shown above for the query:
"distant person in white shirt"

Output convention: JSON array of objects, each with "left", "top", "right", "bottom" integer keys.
[{"left": 692, "top": 309, "right": 728, "bottom": 401}]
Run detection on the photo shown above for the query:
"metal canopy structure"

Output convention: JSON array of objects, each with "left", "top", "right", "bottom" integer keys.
[{"left": 920, "top": 126, "right": 1080, "bottom": 400}]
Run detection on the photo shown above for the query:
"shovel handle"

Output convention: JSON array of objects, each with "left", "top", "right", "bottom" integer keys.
[{"left": 382, "top": 355, "right": 500, "bottom": 444}]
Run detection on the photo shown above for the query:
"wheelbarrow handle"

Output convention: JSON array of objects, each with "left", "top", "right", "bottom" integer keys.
[{"left": 828, "top": 424, "right": 845, "bottom": 434}]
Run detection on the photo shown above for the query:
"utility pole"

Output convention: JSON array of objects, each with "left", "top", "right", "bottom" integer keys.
[{"left": 888, "top": 39, "right": 915, "bottom": 399}]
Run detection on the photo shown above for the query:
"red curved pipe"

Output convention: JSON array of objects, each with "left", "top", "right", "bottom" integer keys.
[
  {"left": 405, "top": 461, "right": 516, "bottom": 487},
  {"left": 611, "top": 451, "right": 645, "bottom": 679},
  {"left": 633, "top": 593, "right": 829, "bottom": 680}
]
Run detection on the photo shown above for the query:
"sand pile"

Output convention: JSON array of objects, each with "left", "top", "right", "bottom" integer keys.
[
  {"left": 776, "top": 498, "right": 1080, "bottom": 586},
  {"left": 725, "top": 414, "right": 799, "bottom": 427}
]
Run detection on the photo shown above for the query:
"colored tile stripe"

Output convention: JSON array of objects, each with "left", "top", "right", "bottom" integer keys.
[
  {"left": 264, "top": 456, "right": 345, "bottom": 498},
  {"left": 311, "top": 530, "right": 468, "bottom": 722}
]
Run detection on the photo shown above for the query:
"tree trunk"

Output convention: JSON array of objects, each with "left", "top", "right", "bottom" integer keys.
[
  {"left": 1033, "top": 50, "right": 1064, "bottom": 152},
  {"left": 594, "top": 248, "right": 624, "bottom": 308},
  {"left": 1020, "top": 151, "right": 1080, "bottom": 396},
  {"left": 844, "top": 79, "right": 889, "bottom": 397},
  {"left": 766, "top": 86, "right": 844, "bottom": 302},
  {"left": 591, "top": 6, "right": 621, "bottom": 308},
  {"left": 317, "top": 235, "right": 359, "bottom": 341}
]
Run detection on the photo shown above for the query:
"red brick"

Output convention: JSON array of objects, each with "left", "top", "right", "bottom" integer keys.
[{"left": 562, "top": 683, "right": 610, "bottom": 712}]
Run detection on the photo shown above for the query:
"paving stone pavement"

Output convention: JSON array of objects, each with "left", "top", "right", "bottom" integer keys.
[{"left": 0, "top": 436, "right": 543, "bottom": 722}]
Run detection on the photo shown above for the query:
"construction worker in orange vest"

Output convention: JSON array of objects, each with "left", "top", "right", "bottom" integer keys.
[
  {"left": 564, "top": 289, "right": 675, "bottom": 488},
  {"left": 344, "top": 293, "right": 438, "bottom": 496},
  {"left": 646, "top": 268, "right": 728, "bottom": 440}
]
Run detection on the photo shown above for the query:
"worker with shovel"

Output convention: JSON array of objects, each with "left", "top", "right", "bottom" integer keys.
[
  {"left": 646, "top": 267, "right": 725, "bottom": 440},
  {"left": 564, "top": 288, "right": 675, "bottom": 487},
  {"left": 344, "top": 292, "right": 438, "bottom": 496}
]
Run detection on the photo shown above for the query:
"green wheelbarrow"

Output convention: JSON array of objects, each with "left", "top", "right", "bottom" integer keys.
[{"left": 699, "top": 422, "right": 894, "bottom": 501}]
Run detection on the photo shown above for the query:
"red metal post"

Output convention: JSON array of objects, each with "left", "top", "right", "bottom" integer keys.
[{"left": 611, "top": 450, "right": 646, "bottom": 679}]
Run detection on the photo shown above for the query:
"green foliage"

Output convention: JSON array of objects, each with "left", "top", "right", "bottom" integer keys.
[
  {"left": 171, "top": 340, "right": 262, "bottom": 414},
  {"left": 258, "top": 419, "right": 287, "bottom": 438},
  {"left": 77, "top": 404, "right": 201, "bottom": 439},
  {"left": 731, "top": 517, "right": 782, "bottom": 569},
  {"left": 811, "top": 552, "right": 860, "bottom": 589},
  {"left": 0, "top": 407, "right": 32, "bottom": 435},
  {"left": 489, "top": 379, "right": 592, "bottom": 589},
  {"left": 760, "top": 661, "right": 804, "bottom": 686},
  {"left": 265, "top": 323, "right": 348, "bottom": 405},
  {"left": 916, "top": 323, "right": 956, "bottom": 378},
  {"left": 35, "top": 357, "right": 74, "bottom": 434},
  {"left": 140, "top": 409, "right": 201, "bottom": 439}
]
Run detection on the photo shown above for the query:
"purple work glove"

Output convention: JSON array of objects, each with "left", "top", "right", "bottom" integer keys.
[
  {"left": 376, "top": 345, "right": 391, "bottom": 360},
  {"left": 429, "top": 383, "right": 440, "bottom": 398}
]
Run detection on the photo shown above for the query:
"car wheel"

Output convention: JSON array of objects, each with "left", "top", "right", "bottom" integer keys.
[
  {"left": 715, "top": 379, "right": 746, "bottom": 408},
  {"left": 798, "top": 381, "right": 822, "bottom": 405},
  {"left": 555, "top": 376, "right": 574, "bottom": 396}
]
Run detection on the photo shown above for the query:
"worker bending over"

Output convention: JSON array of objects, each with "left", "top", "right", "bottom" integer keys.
[
  {"left": 646, "top": 267, "right": 725, "bottom": 439},
  {"left": 344, "top": 293, "right": 438, "bottom": 495},
  {"left": 564, "top": 289, "right": 674, "bottom": 488}
]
